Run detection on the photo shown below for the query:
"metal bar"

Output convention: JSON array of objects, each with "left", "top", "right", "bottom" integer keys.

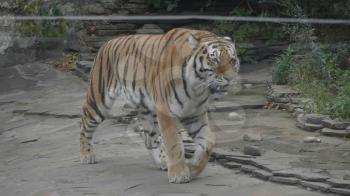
[{"left": 0, "top": 15, "right": 349, "bottom": 25}]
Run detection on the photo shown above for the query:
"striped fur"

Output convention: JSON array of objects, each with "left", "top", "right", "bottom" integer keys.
[{"left": 80, "top": 28, "right": 240, "bottom": 183}]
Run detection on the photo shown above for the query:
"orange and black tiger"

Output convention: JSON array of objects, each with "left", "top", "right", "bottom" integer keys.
[{"left": 80, "top": 28, "right": 240, "bottom": 183}]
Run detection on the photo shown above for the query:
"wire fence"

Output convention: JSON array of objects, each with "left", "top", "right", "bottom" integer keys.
[{"left": 1, "top": 15, "right": 350, "bottom": 25}]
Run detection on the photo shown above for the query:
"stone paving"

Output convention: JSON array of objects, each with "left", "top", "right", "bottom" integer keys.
[{"left": 1, "top": 61, "right": 349, "bottom": 195}]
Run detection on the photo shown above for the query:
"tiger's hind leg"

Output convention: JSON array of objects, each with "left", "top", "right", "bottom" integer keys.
[
  {"left": 80, "top": 55, "right": 117, "bottom": 164},
  {"left": 81, "top": 96, "right": 116, "bottom": 164},
  {"left": 141, "top": 112, "right": 167, "bottom": 170},
  {"left": 80, "top": 99, "right": 108, "bottom": 164}
]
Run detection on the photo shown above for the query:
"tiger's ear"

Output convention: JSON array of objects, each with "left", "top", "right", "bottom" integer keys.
[
  {"left": 223, "top": 36, "right": 232, "bottom": 41},
  {"left": 188, "top": 34, "right": 199, "bottom": 48}
]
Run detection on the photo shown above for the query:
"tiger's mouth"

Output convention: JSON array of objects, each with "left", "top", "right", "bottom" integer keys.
[{"left": 208, "top": 75, "right": 240, "bottom": 93}]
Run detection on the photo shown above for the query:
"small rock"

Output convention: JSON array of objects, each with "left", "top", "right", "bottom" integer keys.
[
  {"left": 243, "top": 145, "right": 262, "bottom": 156},
  {"left": 272, "top": 170, "right": 296, "bottom": 177},
  {"left": 327, "top": 178, "right": 350, "bottom": 188},
  {"left": 300, "top": 181, "right": 331, "bottom": 192},
  {"left": 321, "top": 119, "right": 350, "bottom": 130},
  {"left": 225, "top": 156, "right": 253, "bottom": 165},
  {"left": 305, "top": 113, "right": 329, "bottom": 125},
  {"left": 243, "top": 83, "right": 253, "bottom": 88},
  {"left": 321, "top": 128, "right": 350, "bottom": 137},
  {"left": 242, "top": 133, "right": 262, "bottom": 142},
  {"left": 296, "top": 172, "right": 329, "bottom": 182},
  {"left": 252, "top": 169, "right": 273, "bottom": 180},
  {"left": 296, "top": 114, "right": 323, "bottom": 132},
  {"left": 330, "top": 187, "right": 350, "bottom": 195},
  {"left": 270, "top": 176, "right": 299, "bottom": 185},
  {"left": 221, "top": 161, "right": 242, "bottom": 169},
  {"left": 228, "top": 112, "right": 243, "bottom": 120},
  {"left": 134, "top": 125, "right": 144, "bottom": 132},
  {"left": 344, "top": 174, "right": 350, "bottom": 180},
  {"left": 296, "top": 121, "right": 323, "bottom": 132},
  {"left": 240, "top": 165, "right": 256, "bottom": 173},
  {"left": 303, "top": 136, "right": 322, "bottom": 143},
  {"left": 292, "top": 108, "right": 304, "bottom": 117}
]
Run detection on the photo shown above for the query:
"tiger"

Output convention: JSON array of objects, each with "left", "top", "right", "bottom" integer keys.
[{"left": 79, "top": 28, "right": 240, "bottom": 183}]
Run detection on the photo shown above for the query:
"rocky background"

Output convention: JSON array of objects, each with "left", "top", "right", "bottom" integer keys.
[{"left": 1, "top": 0, "right": 349, "bottom": 68}]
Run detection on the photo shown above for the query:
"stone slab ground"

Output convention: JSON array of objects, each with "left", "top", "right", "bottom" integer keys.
[{"left": 0, "top": 60, "right": 346, "bottom": 196}]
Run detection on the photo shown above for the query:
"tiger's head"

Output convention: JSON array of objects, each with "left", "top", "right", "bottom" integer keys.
[{"left": 188, "top": 33, "right": 240, "bottom": 91}]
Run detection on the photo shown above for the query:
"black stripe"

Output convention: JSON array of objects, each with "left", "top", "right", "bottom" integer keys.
[
  {"left": 87, "top": 99, "right": 105, "bottom": 121},
  {"left": 139, "top": 89, "right": 149, "bottom": 110},
  {"left": 197, "top": 95, "right": 209, "bottom": 107},
  {"left": 182, "top": 62, "right": 191, "bottom": 99},
  {"left": 156, "top": 36, "right": 166, "bottom": 102},
  {"left": 132, "top": 44, "right": 139, "bottom": 92},
  {"left": 183, "top": 119, "right": 199, "bottom": 125},
  {"left": 194, "top": 59, "right": 205, "bottom": 80},
  {"left": 173, "top": 30, "right": 187, "bottom": 41},
  {"left": 141, "top": 110, "right": 151, "bottom": 115},
  {"left": 123, "top": 40, "right": 136, "bottom": 88},
  {"left": 133, "top": 36, "right": 152, "bottom": 92},
  {"left": 170, "top": 50, "right": 184, "bottom": 108},
  {"left": 113, "top": 37, "right": 129, "bottom": 82},
  {"left": 199, "top": 56, "right": 205, "bottom": 70},
  {"left": 198, "top": 143, "right": 205, "bottom": 151},
  {"left": 196, "top": 136, "right": 205, "bottom": 140},
  {"left": 180, "top": 113, "right": 202, "bottom": 123},
  {"left": 83, "top": 107, "right": 97, "bottom": 125},
  {"left": 144, "top": 37, "right": 157, "bottom": 97},
  {"left": 156, "top": 30, "right": 179, "bottom": 102},
  {"left": 197, "top": 86, "right": 208, "bottom": 97},
  {"left": 189, "top": 124, "right": 207, "bottom": 137},
  {"left": 192, "top": 47, "right": 206, "bottom": 80},
  {"left": 118, "top": 36, "right": 133, "bottom": 86},
  {"left": 100, "top": 43, "right": 114, "bottom": 109}
]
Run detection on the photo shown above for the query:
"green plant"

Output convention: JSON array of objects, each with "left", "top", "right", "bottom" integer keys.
[
  {"left": 278, "top": 42, "right": 350, "bottom": 119},
  {"left": 272, "top": 47, "right": 294, "bottom": 84},
  {"left": 16, "top": 0, "right": 69, "bottom": 37}
]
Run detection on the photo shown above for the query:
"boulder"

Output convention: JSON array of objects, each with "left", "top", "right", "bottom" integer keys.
[
  {"left": 242, "top": 133, "right": 262, "bottom": 142},
  {"left": 321, "top": 119, "right": 350, "bottom": 130},
  {"left": 243, "top": 145, "right": 262, "bottom": 156},
  {"left": 321, "top": 128, "right": 350, "bottom": 137},
  {"left": 296, "top": 114, "right": 323, "bottom": 132},
  {"left": 305, "top": 113, "right": 329, "bottom": 125}
]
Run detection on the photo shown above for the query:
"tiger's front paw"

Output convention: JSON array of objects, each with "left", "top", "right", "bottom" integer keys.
[
  {"left": 168, "top": 162, "right": 191, "bottom": 183},
  {"left": 80, "top": 149, "right": 97, "bottom": 164}
]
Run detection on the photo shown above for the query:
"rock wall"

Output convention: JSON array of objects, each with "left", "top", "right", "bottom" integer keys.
[{"left": 0, "top": 0, "right": 155, "bottom": 67}]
